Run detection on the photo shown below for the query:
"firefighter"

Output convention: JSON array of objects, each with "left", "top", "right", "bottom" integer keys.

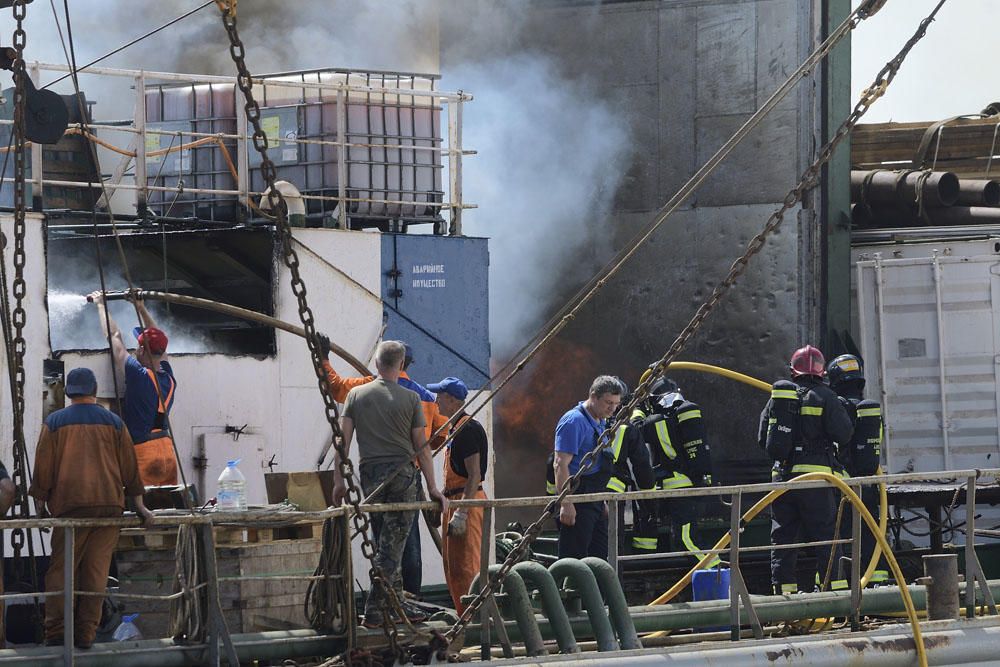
[
  {"left": 633, "top": 377, "right": 718, "bottom": 564},
  {"left": 759, "top": 345, "right": 853, "bottom": 594},
  {"left": 827, "top": 354, "right": 889, "bottom": 585},
  {"left": 602, "top": 381, "right": 657, "bottom": 552}
]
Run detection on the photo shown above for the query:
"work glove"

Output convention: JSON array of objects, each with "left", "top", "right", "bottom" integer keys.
[
  {"left": 448, "top": 509, "right": 468, "bottom": 537},
  {"left": 316, "top": 332, "right": 331, "bottom": 360}
]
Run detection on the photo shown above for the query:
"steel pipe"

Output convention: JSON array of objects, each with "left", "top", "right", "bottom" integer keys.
[
  {"left": 582, "top": 557, "right": 641, "bottom": 650},
  {"left": 957, "top": 179, "right": 1000, "bottom": 207},
  {"left": 851, "top": 169, "right": 960, "bottom": 208},
  {"left": 853, "top": 204, "right": 1000, "bottom": 228},
  {"left": 921, "top": 554, "right": 960, "bottom": 621},
  {"left": 511, "top": 561, "right": 578, "bottom": 653},
  {"left": 463, "top": 579, "right": 1000, "bottom": 645},
  {"left": 550, "top": 559, "right": 618, "bottom": 651}
]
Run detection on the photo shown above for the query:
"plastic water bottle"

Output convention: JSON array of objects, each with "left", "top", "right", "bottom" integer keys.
[
  {"left": 217, "top": 459, "right": 247, "bottom": 511},
  {"left": 112, "top": 613, "right": 142, "bottom": 641}
]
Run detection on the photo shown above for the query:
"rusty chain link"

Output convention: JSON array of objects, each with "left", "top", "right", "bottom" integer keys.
[
  {"left": 444, "top": 0, "right": 948, "bottom": 642},
  {"left": 5, "top": 0, "right": 39, "bottom": 597},
  {"left": 214, "top": 5, "right": 408, "bottom": 661}
]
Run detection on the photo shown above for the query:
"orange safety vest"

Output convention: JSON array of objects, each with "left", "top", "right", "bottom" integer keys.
[
  {"left": 441, "top": 415, "right": 487, "bottom": 613},
  {"left": 133, "top": 367, "right": 179, "bottom": 487}
]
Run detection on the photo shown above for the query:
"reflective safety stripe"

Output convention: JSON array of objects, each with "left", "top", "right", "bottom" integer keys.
[
  {"left": 659, "top": 473, "right": 693, "bottom": 489},
  {"left": 631, "top": 408, "right": 647, "bottom": 420},
  {"left": 677, "top": 409, "right": 702, "bottom": 423},
  {"left": 655, "top": 420, "right": 677, "bottom": 459},
  {"left": 835, "top": 469, "right": 850, "bottom": 480},
  {"left": 610, "top": 425, "right": 627, "bottom": 461},
  {"left": 857, "top": 407, "right": 882, "bottom": 418},
  {"left": 800, "top": 406, "right": 824, "bottom": 416},
  {"left": 772, "top": 389, "right": 798, "bottom": 400},
  {"left": 606, "top": 476, "right": 626, "bottom": 493},
  {"left": 780, "top": 583, "right": 798, "bottom": 594},
  {"left": 681, "top": 522, "right": 720, "bottom": 567},
  {"left": 790, "top": 464, "right": 833, "bottom": 474},
  {"left": 632, "top": 537, "right": 657, "bottom": 550},
  {"left": 871, "top": 570, "right": 890, "bottom": 583},
  {"left": 830, "top": 579, "right": 849, "bottom": 591},
  {"left": 546, "top": 481, "right": 556, "bottom": 495}
]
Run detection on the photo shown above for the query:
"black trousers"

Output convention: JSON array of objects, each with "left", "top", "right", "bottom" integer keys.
[
  {"left": 771, "top": 486, "right": 839, "bottom": 589},
  {"left": 557, "top": 501, "right": 608, "bottom": 560},
  {"left": 841, "top": 484, "right": 889, "bottom": 579}
]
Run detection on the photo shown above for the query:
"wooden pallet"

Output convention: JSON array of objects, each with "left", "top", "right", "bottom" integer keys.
[
  {"left": 852, "top": 117, "right": 1000, "bottom": 180},
  {"left": 116, "top": 522, "right": 324, "bottom": 550},
  {"left": 214, "top": 522, "right": 324, "bottom": 545}
]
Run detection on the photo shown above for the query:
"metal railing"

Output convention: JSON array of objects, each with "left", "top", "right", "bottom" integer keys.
[
  {"left": 3, "top": 62, "right": 475, "bottom": 234},
  {"left": 2, "top": 468, "right": 998, "bottom": 663}
]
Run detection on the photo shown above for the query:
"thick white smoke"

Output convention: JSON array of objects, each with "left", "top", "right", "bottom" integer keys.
[{"left": 23, "top": 1, "right": 631, "bottom": 359}]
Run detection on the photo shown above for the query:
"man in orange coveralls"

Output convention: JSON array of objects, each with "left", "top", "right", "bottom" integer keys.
[
  {"left": 30, "top": 367, "right": 153, "bottom": 649},
  {"left": 426, "top": 376, "right": 488, "bottom": 613},
  {"left": 89, "top": 291, "right": 178, "bottom": 486},
  {"left": 318, "top": 335, "right": 448, "bottom": 598}
]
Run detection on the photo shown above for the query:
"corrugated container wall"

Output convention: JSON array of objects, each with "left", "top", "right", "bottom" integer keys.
[
  {"left": 851, "top": 237, "right": 1000, "bottom": 474},
  {"left": 380, "top": 233, "right": 490, "bottom": 389}
]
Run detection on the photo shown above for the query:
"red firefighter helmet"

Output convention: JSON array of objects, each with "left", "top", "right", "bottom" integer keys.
[{"left": 789, "top": 345, "right": 826, "bottom": 378}]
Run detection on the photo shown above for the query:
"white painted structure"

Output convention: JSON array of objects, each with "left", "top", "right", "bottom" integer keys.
[{"left": 0, "top": 217, "right": 492, "bottom": 589}]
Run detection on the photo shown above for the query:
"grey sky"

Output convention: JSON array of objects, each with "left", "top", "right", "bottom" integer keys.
[{"left": 852, "top": 0, "right": 999, "bottom": 123}]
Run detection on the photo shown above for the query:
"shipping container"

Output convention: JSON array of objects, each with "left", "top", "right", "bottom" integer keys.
[
  {"left": 851, "top": 235, "right": 1000, "bottom": 475},
  {"left": 380, "top": 233, "right": 490, "bottom": 389}
]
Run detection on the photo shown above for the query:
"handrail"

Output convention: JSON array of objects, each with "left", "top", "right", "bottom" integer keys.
[{"left": 5, "top": 468, "right": 993, "bottom": 529}]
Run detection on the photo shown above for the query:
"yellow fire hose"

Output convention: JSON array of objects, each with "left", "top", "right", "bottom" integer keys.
[
  {"left": 639, "top": 363, "right": 898, "bottom": 646},
  {"left": 644, "top": 361, "right": 888, "bottom": 584},
  {"left": 643, "top": 473, "right": 926, "bottom": 667}
]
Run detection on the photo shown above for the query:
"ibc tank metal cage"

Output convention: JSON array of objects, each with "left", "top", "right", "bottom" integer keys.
[{"left": 7, "top": 63, "right": 473, "bottom": 235}]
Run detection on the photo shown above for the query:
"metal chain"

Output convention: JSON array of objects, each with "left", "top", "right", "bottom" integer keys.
[
  {"left": 7, "top": 0, "right": 35, "bottom": 583},
  {"left": 445, "top": 0, "right": 948, "bottom": 642},
  {"left": 214, "top": 4, "right": 408, "bottom": 661}
]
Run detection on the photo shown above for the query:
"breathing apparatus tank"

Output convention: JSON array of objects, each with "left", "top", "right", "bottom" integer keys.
[{"left": 765, "top": 380, "right": 800, "bottom": 462}]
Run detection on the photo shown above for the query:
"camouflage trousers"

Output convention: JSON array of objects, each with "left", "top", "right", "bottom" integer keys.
[{"left": 359, "top": 460, "right": 420, "bottom": 615}]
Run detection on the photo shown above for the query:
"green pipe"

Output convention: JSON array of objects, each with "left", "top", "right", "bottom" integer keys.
[
  {"left": 464, "top": 579, "right": 1000, "bottom": 646},
  {"left": 583, "top": 557, "right": 641, "bottom": 650},
  {"left": 470, "top": 566, "right": 547, "bottom": 657},
  {"left": 512, "top": 560, "right": 579, "bottom": 654},
  {"left": 549, "top": 558, "right": 618, "bottom": 651}
]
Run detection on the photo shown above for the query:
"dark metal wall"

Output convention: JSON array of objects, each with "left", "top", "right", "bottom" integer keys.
[{"left": 466, "top": 0, "right": 848, "bottom": 522}]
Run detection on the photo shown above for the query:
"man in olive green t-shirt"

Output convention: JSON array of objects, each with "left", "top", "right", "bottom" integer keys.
[{"left": 335, "top": 340, "right": 448, "bottom": 627}]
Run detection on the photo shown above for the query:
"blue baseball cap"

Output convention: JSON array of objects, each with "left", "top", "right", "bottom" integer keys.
[
  {"left": 65, "top": 367, "right": 98, "bottom": 397},
  {"left": 427, "top": 377, "right": 468, "bottom": 401}
]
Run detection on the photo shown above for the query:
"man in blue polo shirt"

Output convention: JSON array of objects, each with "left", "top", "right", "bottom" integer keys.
[{"left": 552, "top": 375, "right": 623, "bottom": 559}]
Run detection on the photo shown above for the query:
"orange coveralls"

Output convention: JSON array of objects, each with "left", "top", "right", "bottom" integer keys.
[{"left": 441, "top": 415, "right": 487, "bottom": 613}]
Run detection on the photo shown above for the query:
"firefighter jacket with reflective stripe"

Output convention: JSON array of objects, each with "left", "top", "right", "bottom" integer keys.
[
  {"left": 837, "top": 395, "right": 883, "bottom": 477},
  {"left": 606, "top": 411, "right": 655, "bottom": 493},
  {"left": 638, "top": 401, "right": 711, "bottom": 486},
  {"left": 758, "top": 376, "right": 853, "bottom": 476}
]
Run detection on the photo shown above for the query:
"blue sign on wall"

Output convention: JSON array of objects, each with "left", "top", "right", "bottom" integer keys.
[{"left": 380, "top": 234, "right": 490, "bottom": 390}]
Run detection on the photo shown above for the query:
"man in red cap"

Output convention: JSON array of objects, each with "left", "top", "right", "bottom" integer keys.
[{"left": 89, "top": 292, "right": 179, "bottom": 487}]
